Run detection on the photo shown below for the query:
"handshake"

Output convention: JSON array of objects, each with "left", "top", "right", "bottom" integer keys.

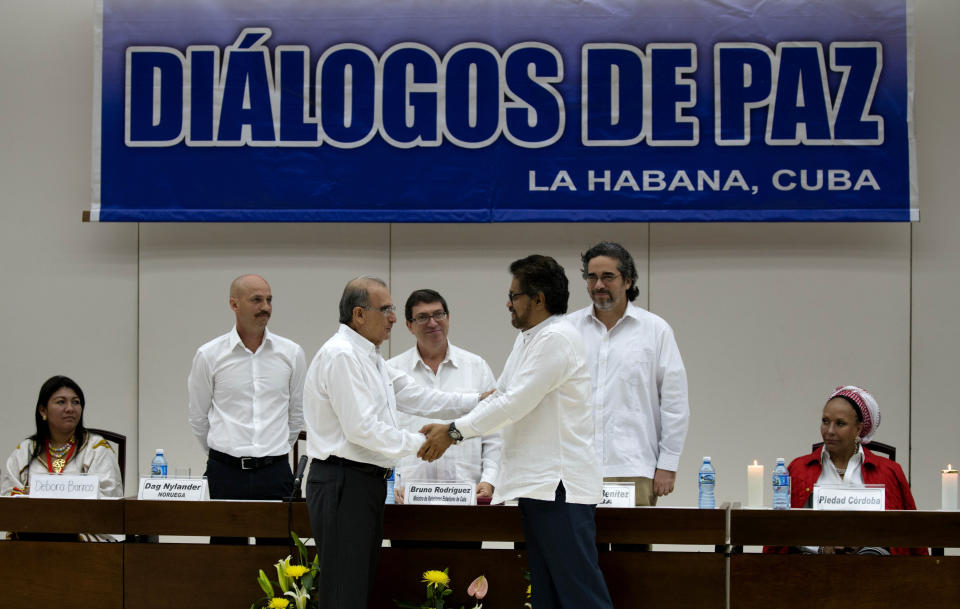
[{"left": 416, "top": 389, "right": 495, "bottom": 462}]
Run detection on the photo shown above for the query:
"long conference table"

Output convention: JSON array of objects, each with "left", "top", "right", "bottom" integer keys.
[{"left": 1, "top": 497, "right": 958, "bottom": 609}]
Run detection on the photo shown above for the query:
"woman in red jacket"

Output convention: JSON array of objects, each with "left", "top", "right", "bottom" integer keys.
[{"left": 767, "top": 385, "right": 926, "bottom": 556}]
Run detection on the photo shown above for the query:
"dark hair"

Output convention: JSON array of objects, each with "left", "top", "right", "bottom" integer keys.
[
  {"left": 29, "top": 375, "right": 87, "bottom": 464},
  {"left": 509, "top": 254, "right": 570, "bottom": 315},
  {"left": 580, "top": 242, "right": 640, "bottom": 302},
  {"left": 338, "top": 276, "right": 387, "bottom": 325},
  {"left": 404, "top": 289, "right": 449, "bottom": 322},
  {"left": 833, "top": 395, "right": 864, "bottom": 423}
]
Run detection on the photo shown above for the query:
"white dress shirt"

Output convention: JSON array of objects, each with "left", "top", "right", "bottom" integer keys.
[
  {"left": 304, "top": 324, "right": 479, "bottom": 469},
  {"left": 389, "top": 342, "right": 501, "bottom": 487},
  {"left": 455, "top": 315, "right": 602, "bottom": 505},
  {"left": 188, "top": 326, "right": 306, "bottom": 458},
  {"left": 567, "top": 302, "right": 689, "bottom": 478},
  {"left": 817, "top": 444, "right": 866, "bottom": 488}
]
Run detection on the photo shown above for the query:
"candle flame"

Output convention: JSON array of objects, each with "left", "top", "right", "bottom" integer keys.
[{"left": 753, "top": 460, "right": 758, "bottom": 466}]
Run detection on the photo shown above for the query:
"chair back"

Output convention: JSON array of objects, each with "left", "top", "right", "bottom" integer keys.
[
  {"left": 811, "top": 440, "right": 896, "bottom": 462},
  {"left": 86, "top": 427, "right": 127, "bottom": 484}
]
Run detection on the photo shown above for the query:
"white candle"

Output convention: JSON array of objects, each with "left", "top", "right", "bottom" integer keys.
[
  {"left": 942, "top": 465, "right": 958, "bottom": 511},
  {"left": 747, "top": 460, "right": 764, "bottom": 508}
]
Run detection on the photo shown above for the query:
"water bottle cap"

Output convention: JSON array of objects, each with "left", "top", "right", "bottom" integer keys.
[
  {"left": 156, "top": 449, "right": 165, "bottom": 455},
  {"left": 703, "top": 456, "right": 711, "bottom": 462},
  {"left": 776, "top": 457, "right": 785, "bottom": 463}
]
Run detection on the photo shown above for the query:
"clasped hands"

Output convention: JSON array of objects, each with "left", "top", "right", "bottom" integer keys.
[{"left": 417, "top": 389, "right": 495, "bottom": 462}]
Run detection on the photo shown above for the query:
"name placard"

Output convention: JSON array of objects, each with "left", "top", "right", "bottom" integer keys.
[
  {"left": 599, "top": 482, "right": 636, "bottom": 507},
  {"left": 29, "top": 474, "right": 99, "bottom": 499},
  {"left": 404, "top": 481, "right": 475, "bottom": 506},
  {"left": 137, "top": 477, "right": 209, "bottom": 501},
  {"left": 813, "top": 484, "right": 885, "bottom": 511}
]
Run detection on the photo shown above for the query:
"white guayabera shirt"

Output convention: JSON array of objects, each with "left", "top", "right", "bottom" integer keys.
[
  {"left": 455, "top": 316, "right": 603, "bottom": 505},
  {"left": 567, "top": 302, "right": 689, "bottom": 479},
  {"left": 389, "top": 342, "right": 501, "bottom": 487}
]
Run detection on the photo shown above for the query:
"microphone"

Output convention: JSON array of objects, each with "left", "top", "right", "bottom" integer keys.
[{"left": 286, "top": 455, "right": 309, "bottom": 501}]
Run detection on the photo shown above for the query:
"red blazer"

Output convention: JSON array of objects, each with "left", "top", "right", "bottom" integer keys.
[{"left": 765, "top": 446, "right": 927, "bottom": 556}]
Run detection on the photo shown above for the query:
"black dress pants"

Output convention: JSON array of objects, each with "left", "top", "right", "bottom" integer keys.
[
  {"left": 205, "top": 455, "right": 293, "bottom": 545},
  {"left": 306, "top": 457, "right": 388, "bottom": 609},
  {"left": 518, "top": 482, "right": 614, "bottom": 609}
]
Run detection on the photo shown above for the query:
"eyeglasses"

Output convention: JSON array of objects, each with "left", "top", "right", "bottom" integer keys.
[
  {"left": 583, "top": 272, "right": 621, "bottom": 285},
  {"left": 364, "top": 305, "right": 396, "bottom": 316},
  {"left": 411, "top": 311, "right": 448, "bottom": 325},
  {"left": 508, "top": 291, "right": 530, "bottom": 303}
]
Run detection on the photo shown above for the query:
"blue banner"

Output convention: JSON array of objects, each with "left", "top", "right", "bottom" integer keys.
[{"left": 92, "top": 0, "right": 916, "bottom": 222}]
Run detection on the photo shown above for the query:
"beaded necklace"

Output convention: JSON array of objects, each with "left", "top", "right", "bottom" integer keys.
[{"left": 46, "top": 437, "right": 77, "bottom": 474}]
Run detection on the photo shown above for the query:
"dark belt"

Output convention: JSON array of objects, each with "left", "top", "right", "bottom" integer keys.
[
  {"left": 209, "top": 449, "right": 288, "bottom": 471},
  {"left": 318, "top": 455, "right": 393, "bottom": 480}
]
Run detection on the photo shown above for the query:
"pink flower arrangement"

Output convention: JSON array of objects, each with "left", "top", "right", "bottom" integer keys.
[{"left": 467, "top": 576, "right": 488, "bottom": 600}]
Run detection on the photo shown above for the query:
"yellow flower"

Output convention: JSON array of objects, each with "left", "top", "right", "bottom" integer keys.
[
  {"left": 284, "top": 565, "right": 310, "bottom": 578},
  {"left": 267, "top": 598, "right": 290, "bottom": 609},
  {"left": 422, "top": 570, "right": 450, "bottom": 589}
]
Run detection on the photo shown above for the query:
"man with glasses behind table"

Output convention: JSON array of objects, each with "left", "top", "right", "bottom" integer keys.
[
  {"left": 389, "top": 289, "right": 500, "bottom": 523},
  {"left": 302, "top": 276, "right": 492, "bottom": 609},
  {"left": 568, "top": 242, "right": 689, "bottom": 523}
]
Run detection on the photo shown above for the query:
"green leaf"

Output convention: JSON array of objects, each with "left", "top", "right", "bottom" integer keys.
[
  {"left": 257, "top": 569, "right": 275, "bottom": 598},
  {"left": 292, "top": 531, "right": 309, "bottom": 565},
  {"left": 301, "top": 571, "right": 315, "bottom": 593}
]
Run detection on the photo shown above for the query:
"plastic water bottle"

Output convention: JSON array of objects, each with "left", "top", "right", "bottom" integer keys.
[
  {"left": 150, "top": 449, "right": 168, "bottom": 478},
  {"left": 772, "top": 457, "right": 791, "bottom": 510},
  {"left": 385, "top": 470, "right": 395, "bottom": 504},
  {"left": 698, "top": 456, "right": 716, "bottom": 509}
]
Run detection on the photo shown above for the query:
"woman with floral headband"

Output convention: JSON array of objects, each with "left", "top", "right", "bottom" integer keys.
[
  {"left": 1, "top": 375, "right": 121, "bottom": 500},
  {"left": 766, "top": 385, "right": 926, "bottom": 556}
]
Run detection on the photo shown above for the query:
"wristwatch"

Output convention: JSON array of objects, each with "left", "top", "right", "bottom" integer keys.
[{"left": 448, "top": 422, "right": 463, "bottom": 444}]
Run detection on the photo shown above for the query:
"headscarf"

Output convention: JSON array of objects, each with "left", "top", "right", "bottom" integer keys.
[{"left": 827, "top": 385, "right": 881, "bottom": 444}]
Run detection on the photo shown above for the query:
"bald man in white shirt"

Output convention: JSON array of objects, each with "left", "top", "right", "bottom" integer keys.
[
  {"left": 420, "top": 255, "right": 613, "bottom": 609},
  {"left": 188, "top": 274, "right": 306, "bottom": 543}
]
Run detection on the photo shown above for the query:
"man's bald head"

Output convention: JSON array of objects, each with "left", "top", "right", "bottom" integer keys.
[
  {"left": 230, "top": 274, "right": 269, "bottom": 299},
  {"left": 229, "top": 274, "right": 272, "bottom": 336}
]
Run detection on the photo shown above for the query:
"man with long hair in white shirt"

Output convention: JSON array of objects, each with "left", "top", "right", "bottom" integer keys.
[
  {"left": 420, "top": 255, "right": 613, "bottom": 609},
  {"left": 568, "top": 242, "right": 689, "bottom": 516}
]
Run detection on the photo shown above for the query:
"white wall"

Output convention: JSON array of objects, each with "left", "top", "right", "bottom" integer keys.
[
  {"left": 1, "top": 1, "right": 958, "bottom": 509},
  {"left": 909, "top": 0, "right": 960, "bottom": 511},
  {"left": 0, "top": 1, "right": 138, "bottom": 490}
]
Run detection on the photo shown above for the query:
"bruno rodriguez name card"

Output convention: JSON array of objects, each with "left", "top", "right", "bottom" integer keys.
[{"left": 404, "top": 481, "right": 476, "bottom": 505}]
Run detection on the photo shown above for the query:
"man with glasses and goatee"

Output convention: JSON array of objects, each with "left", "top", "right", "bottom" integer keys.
[
  {"left": 389, "top": 289, "right": 500, "bottom": 509},
  {"left": 569, "top": 242, "right": 689, "bottom": 514},
  {"left": 419, "top": 255, "right": 613, "bottom": 609}
]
